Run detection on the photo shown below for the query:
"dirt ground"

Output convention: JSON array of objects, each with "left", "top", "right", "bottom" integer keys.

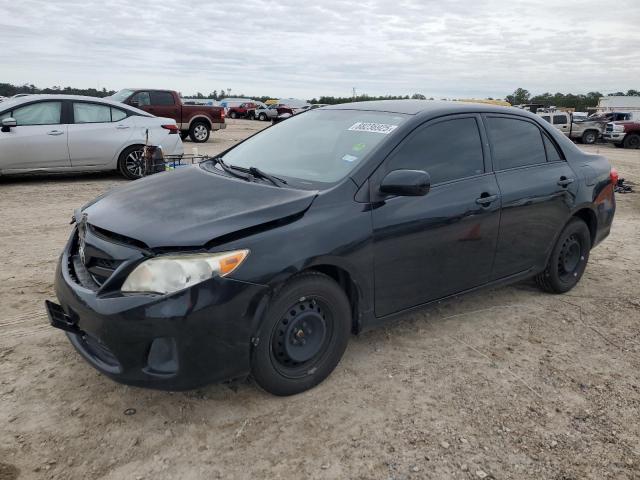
[{"left": 1, "top": 119, "right": 639, "bottom": 480}]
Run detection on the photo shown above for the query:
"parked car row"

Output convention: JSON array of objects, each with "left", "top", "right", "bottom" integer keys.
[
  {"left": 0, "top": 94, "right": 184, "bottom": 179},
  {"left": 108, "top": 89, "right": 226, "bottom": 143},
  {"left": 537, "top": 110, "right": 640, "bottom": 148}
]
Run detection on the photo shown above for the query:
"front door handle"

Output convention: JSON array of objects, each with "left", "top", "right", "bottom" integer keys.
[
  {"left": 47, "top": 130, "right": 64, "bottom": 136},
  {"left": 475, "top": 194, "right": 499, "bottom": 205},
  {"left": 557, "top": 177, "right": 575, "bottom": 187},
  {"left": 115, "top": 125, "right": 130, "bottom": 130}
]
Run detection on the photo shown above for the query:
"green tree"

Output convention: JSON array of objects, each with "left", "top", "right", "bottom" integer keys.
[
  {"left": 505, "top": 88, "right": 531, "bottom": 105},
  {"left": 411, "top": 93, "right": 426, "bottom": 100}
]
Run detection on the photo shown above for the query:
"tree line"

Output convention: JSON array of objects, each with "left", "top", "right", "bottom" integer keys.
[{"left": 1, "top": 83, "right": 638, "bottom": 110}]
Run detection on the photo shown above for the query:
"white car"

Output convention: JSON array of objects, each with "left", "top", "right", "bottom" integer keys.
[{"left": 0, "top": 95, "right": 183, "bottom": 179}]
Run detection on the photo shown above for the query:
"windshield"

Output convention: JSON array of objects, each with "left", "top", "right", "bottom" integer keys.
[
  {"left": 221, "top": 110, "right": 407, "bottom": 183},
  {"left": 110, "top": 89, "right": 135, "bottom": 102}
]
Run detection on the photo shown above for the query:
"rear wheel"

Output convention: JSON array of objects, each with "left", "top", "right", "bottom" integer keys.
[
  {"left": 229, "top": 111, "right": 237, "bottom": 119},
  {"left": 535, "top": 218, "right": 591, "bottom": 293},
  {"left": 117, "top": 145, "right": 146, "bottom": 180},
  {"left": 251, "top": 272, "right": 351, "bottom": 396},
  {"left": 258, "top": 113, "right": 267, "bottom": 121},
  {"left": 188, "top": 122, "right": 210, "bottom": 143},
  {"left": 623, "top": 133, "right": 640, "bottom": 149},
  {"left": 581, "top": 130, "right": 597, "bottom": 145}
]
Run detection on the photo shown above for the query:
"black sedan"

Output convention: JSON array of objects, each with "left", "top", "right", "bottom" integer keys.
[{"left": 47, "top": 101, "right": 616, "bottom": 396}]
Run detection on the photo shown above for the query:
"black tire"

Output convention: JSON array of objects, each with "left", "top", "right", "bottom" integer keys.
[
  {"left": 535, "top": 218, "right": 591, "bottom": 294},
  {"left": 614, "top": 143, "right": 624, "bottom": 148},
  {"left": 581, "top": 130, "right": 597, "bottom": 145},
  {"left": 188, "top": 122, "right": 210, "bottom": 143},
  {"left": 117, "top": 145, "right": 146, "bottom": 180},
  {"left": 251, "top": 272, "right": 351, "bottom": 396},
  {"left": 229, "top": 111, "right": 237, "bottom": 119},
  {"left": 180, "top": 131, "right": 189, "bottom": 141},
  {"left": 258, "top": 113, "right": 267, "bottom": 121},
  {"left": 623, "top": 133, "right": 640, "bottom": 149}
]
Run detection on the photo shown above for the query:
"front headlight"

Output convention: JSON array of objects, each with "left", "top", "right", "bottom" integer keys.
[
  {"left": 121, "top": 249, "right": 249, "bottom": 294},
  {"left": 613, "top": 125, "right": 624, "bottom": 132}
]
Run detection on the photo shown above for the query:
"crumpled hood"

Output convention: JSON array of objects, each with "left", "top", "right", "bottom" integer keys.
[{"left": 83, "top": 165, "right": 317, "bottom": 248}]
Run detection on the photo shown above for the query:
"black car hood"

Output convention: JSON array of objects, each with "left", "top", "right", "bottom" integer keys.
[{"left": 83, "top": 166, "right": 318, "bottom": 248}]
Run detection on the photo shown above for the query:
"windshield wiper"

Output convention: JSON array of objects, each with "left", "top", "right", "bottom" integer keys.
[
  {"left": 212, "top": 157, "right": 251, "bottom": 181},
  {"left": 248, "top": 166, "right": 288, "bottom": 186},
  {"left": 211, "top": 157, "right": 287, "bottom": 187}
]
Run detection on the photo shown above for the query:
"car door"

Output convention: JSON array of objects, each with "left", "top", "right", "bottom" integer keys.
[
  {"left": 67, "top": 101, "right": 135, "bottom": 166},
  {"left": 371, "top": 115, "right": 501, "bottom": 317},
  {"left": 484, "top": 115, "right": 578, "bottom": 279},
  {"left": 148, "top": 91, "right": 180, "bottom": 120},
  {"left": 0, "top": 100, "right": 69, "bottom": 171}
]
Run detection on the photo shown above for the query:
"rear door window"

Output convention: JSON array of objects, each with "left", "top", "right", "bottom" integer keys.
[
  {"left": 553, "top": 115, "right": 568, "bottom": 125},
  {"left": 387, "top": 117, "right": 485, "bottom": 184},
  {"left": 8, "top": 101, "right": 62, "bottom": 125},
  {"left": 73, "top": 103, "right": 111, "bottom": 123},
  {"left": 485, "top": 117, "right": 547, "bottom": 170},
  {"left": 150, "top": 91, "right": 175, "bottom": 106}
]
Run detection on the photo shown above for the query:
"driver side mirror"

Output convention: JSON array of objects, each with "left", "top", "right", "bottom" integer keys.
[
  {"left": 1, "top": 117, "right": 17, "bottom": 132},
  {"left": 380, "top": 169, "right": 431, "bottom": 197}
]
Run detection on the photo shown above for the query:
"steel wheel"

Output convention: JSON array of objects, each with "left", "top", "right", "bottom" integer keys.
[
  {"left": 259, "top": 113, "right": 267, "bottom": 121},
  {"left": 582, "top": 131, "right": 597, "bottom": 145},
  {"left": 270, "top": 298, "right": 332, "bottom": 378},
  {"left": 557, "top": 234, "right": 584, "bottom": 282}
]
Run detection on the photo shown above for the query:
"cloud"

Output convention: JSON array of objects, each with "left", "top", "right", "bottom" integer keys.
[{"left": 1, "top": 0, "right": 638, "bottom": 99}]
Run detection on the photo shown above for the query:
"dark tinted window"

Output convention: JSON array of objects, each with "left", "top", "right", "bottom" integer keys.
[
  {"left": 543, "top": 135, "right": 563, "bottom": 162},
  {"left": 541, "top": 116, "right": 551, "bottom": 123},
  {"left": 486, "top": 117, "right": 546, "bottom": 170},
  {"left": 553, "top": 115, "right": 568, "bottom": 125},
  {"left": 150, "top": 91, "right": 175, "bottom": 105},
  {"left": 387, "top": 117, "right": 484, "bottom": 184}
]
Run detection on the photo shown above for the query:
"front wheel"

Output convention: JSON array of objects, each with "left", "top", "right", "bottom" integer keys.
[
  {"left": 535, "top": 218, "right": 591, "bottom": 293},
  {"left": 258, "top": 113, "right": 267, "bottom": 121},
  {"left": 581, "top": 130, "right": 597, "bottom": 145},
  {"left": 623, "top": 133, "right": 640, "bottom": 149},
  {"left": 117, "top": 145, "right": 146, "bottom": 180},
  {"left": 251, "top": 272, "right": 351, "bottom": 396},
  {"left": 189, "top": 122, "right": 210, "bottom": 143}
]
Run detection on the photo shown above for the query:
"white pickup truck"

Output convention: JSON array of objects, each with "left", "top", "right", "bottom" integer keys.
[{"left": 537, "top": 111, "right": 605, "bottom": 144}]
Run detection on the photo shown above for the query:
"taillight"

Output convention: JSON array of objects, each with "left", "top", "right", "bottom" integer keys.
[
  {"left": 610, "top": 167, "right": 619, "bottom": 185},
  {"left": 162, "top": 124, "right": 179, "bottom": 134},
  {"left": 220, "top": 109, "right": 225, "bottom": 119}
]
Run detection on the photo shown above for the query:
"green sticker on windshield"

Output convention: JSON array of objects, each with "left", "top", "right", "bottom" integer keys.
[{"left": 352, "top": 143, "right": 366, "bottom": 152}]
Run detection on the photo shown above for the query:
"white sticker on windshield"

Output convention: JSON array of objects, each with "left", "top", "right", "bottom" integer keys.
[
  {"left": 348, "top": 122, "right": 399, "bottom": 134},
  {"left": 342, "top": 154, "right": 358, "bottom": 162}
]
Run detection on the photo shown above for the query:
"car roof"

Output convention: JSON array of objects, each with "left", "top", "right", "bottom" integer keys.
[
  {"left": 325, "top": 99, "right": 524, "bottom": 116},
  {"left": 0, "top": 94, "right": 151, "bottom": 115}
]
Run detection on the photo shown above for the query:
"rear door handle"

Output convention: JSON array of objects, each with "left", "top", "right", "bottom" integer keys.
[
  {"left": 475, "top": 194, "right": 499, "bottom": 205},
  {"left": 115, "top": 125, "right": 130, "bottom": 130},
  {"left": 557, "top": 177, "right": 575, "bottom": 187},
  {"left": 47, "top": 130, "right": 64, "bottom": 136}
]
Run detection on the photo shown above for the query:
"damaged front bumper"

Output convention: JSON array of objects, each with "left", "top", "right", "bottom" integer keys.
[{"left": 48, "top": 228, "right": 268, "bottom": 390}]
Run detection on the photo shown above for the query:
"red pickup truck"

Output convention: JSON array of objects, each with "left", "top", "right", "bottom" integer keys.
[
  {"left": 227, "top": 102, "right": 258, "bottom": 119},
  {"left": 110, "top": 89, "right": 225, "bottom": 143},
  {"left": 603, "top": 112, "right": 640, "bottom": 149}
]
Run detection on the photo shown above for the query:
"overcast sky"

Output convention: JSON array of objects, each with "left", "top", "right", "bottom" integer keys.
[{"left": 1, "top": 0, "right": 639, "bottom": 100}]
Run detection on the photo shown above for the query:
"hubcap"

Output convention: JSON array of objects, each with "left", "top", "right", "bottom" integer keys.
[
  {"left": 193, "top": 125, "right": 207, "bottom": 141},
  {"left": 558, "top": 234, "right": 582, "bottom": 279},
  {"left": 272, "top": 298, "right": 329, "bottom": 373},
  {"left": 125, "top": 149, "right": 145, "bottom": 177}
]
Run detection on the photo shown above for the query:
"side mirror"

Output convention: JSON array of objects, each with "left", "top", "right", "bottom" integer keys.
[
  {"left": 129, "top": 99, "right": 139, "bottom": 107},
  {"left": 1, "top": 117, "right": 17, "bottom": 132},
  {"left": 380, "top": 169, "right": 431, "bottom": 197}
]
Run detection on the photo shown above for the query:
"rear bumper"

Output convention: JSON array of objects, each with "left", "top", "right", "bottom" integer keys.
[
  {"left": 211, "top": 123, "right": 226, "bottom": 130},
  {"left": 51, "top": 234, "right": 268, "bottom": 390}
]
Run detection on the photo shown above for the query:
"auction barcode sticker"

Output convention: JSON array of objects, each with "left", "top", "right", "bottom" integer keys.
[{"left": 348, "top": 122, "right": 399, "bottom": 134}]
